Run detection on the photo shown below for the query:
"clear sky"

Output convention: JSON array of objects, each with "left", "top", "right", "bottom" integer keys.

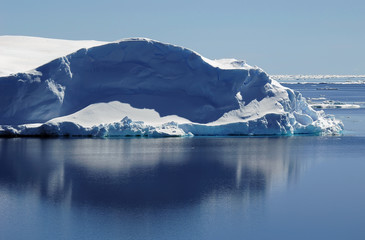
[{"left": 1, "top": 0, "right": 364, "bottom": 75}]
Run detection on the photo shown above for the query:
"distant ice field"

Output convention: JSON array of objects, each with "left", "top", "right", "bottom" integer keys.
[{"left": 272, "top": 75, "right": 365, "bottom": 84}]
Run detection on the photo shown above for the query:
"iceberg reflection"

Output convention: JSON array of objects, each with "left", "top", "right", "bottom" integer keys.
[{"left": 0, "top": 137, "right": 318, "bottom": 210}]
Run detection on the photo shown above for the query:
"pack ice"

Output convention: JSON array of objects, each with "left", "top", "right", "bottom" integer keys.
[{"left": 0, "top": 37, "right": 343, "bottom": 137}]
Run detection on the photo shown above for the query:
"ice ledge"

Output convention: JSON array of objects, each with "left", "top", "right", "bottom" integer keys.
[{"left": 0, "top": 113, "right": 343, "bottom": 138}]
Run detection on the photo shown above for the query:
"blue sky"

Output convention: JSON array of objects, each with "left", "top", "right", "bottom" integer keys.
[{"left": 1, "top": 0, "right": 364, "bottom": 74}]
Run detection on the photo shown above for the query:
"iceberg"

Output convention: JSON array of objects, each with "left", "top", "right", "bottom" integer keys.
[{"left": 0, "top": 37, "right": 343, "bottom": 137}]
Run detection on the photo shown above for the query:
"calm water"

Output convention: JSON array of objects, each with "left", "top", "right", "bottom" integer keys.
[
  {"left": 1, "top": 137, "right": 365, "bottom": 240},
  {"left": 1, "top": 83, "right": 365, "bottom": 240}
]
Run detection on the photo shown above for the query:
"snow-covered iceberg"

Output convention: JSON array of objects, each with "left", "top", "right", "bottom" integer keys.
[{"left": 0, "top": 38, "right": 343, "bottom": 137}]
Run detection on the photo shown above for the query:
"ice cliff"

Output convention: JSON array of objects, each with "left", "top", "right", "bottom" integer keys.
[{"left": 0, "top": 38, "right": 343, "bottom": 137}]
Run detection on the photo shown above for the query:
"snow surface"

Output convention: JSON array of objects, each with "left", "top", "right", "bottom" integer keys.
[
  {"left": 0, "top": 37, "right": 343, "bottom": 137},
  {"left": 0, "top": 36, "right": 107, "bottom": 77}
]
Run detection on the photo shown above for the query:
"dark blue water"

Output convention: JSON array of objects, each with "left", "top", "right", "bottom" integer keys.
[
  {"left": 1, "top": 83, "right": 365, "bottom": 240},
  {"left": 1, "top": 136, "right": 365, "bottom": 240}
]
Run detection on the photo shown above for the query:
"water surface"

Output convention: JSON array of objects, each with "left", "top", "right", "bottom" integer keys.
[{"left": 1, "top": 136, "right": 364, "bottom": 240}]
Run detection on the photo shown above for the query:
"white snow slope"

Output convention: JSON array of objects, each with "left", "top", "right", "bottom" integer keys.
[
  {"left": 0, "top": 35, "right": 107, "bottom": 77},
  {"left": 0, "top": 37, "right": 343, "bottom": 137}
]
